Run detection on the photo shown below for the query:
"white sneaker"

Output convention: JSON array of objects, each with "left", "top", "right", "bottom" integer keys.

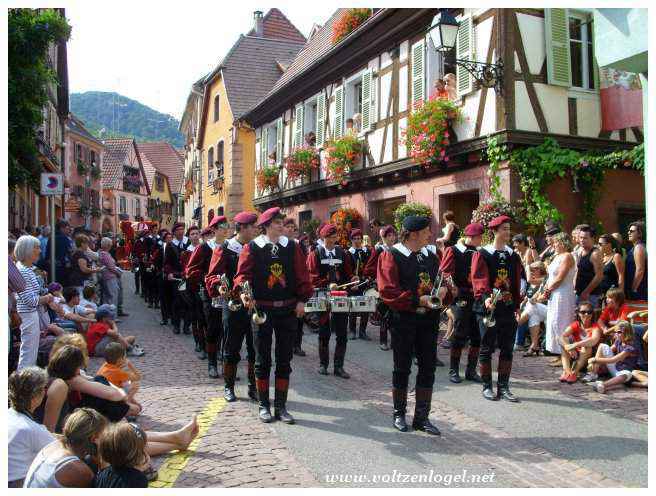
[
  {"left": 593, "top": 381, "right": 606, "bottom": 394},
  {"left": 581, "top": 372, "right": 598, "bottom": 383},
  {"left": 127, "top": 346, "right": 145, "bottom": 357}
]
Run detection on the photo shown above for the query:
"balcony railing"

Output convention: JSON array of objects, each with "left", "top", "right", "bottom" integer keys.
[{"left": 36, "top": 135, "right": 60, "bottom": 168}]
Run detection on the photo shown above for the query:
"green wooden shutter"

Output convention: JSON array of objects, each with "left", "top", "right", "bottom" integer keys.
[
  {"left": 294, "top": 104, "right": 304, "bottom": 148},
  {"left": 276, "top": 118, "right": 283, "bottom": 166},
  {"left": 361, "top": 69, "right": 373, "bottom": 131},
  {"left": 545, "top": 8, "right": 572, "bottom": 87},
  {"left": 591, "top": 18, "right": 599, "bottom": 90},
  {"left": 411, "top": 39, "right": 426, "bottom": 104},
  {"left": 334, "top": 86, "right": 344, "bottom": 138},
  {"left": 456, "top": 14, "right": 474, "bottom": 96},
  {"left": 260, "top": 127, "right": 268, "bottom": 169},
  {"left": 316, "top": 92, "right": 326, "bottom": 148}
]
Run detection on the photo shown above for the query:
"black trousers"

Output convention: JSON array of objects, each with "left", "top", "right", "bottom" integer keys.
[
  {"left": 202, "top": 299, "right": 224, "bottom": 356},
  {"left": 252, "top": 308, "right": 297, "bottom": 380},
  {"left": 223, "top": 308, "right": 255, "bottom": 365},
  {"left": 141, "top": 268, "right": 157, "bottom": 305},
  {"left": 160, "top": 278, "right": 175, "bottom": 322},
  {"left": 188, "top": 289, "right": 206, "bottom": 347},
  {"left": 134, "top": 265, "right": 141, "bottom": 293},
  {"left": 318, "top": 312, "right": 348, "bottom": 368},
  {"left": 390, "top": 311, "right": 438, "bottom": 390},
  {"left": 294, "top": 318, "right": 304, "bottom": 348},
  {"left": 476, "top": 303, "right": 517, "bottom": 386},
  {"left": 348, "top": 312, "right": 369, "bottom": 334},
  {"left": 451, "top": 298, "right": 481, "bottom": 349}
]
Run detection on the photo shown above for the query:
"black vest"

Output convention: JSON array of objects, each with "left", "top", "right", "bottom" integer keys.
[
  {"left": 251, "top": 240, "right": 297, "bottom": 301},
  {"left": 576, "top": 248, "right": 602, "bottom": 295},
  {"left": 222, "top": 239, "right": 242, "bottom": 284},
  {"left": 349, "top": 247, "right": 369, "bottom": 277},
  {"left": 452, "top": 244, "right": 478, "bottom": 294},
  {"left": 314, "top": 245, "right": 349, "bottom": 285},
  {"left": 390, "top": 246, "right": 439, "bottom": 301},
  {"left": 479, "top": 247, "right": 518, "bottom": 309}
]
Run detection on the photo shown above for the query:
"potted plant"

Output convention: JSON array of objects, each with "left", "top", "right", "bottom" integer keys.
[
  {"left": 90, "top": 206, "right": 102, "bottom": 218},
  {"left": 330, "top": 208, "right": 363, "bottom": 247},
  {"left": 325, "top": 134, "right": 362, "bottom": 185},
  {"left": 256, "top": 165, "right": 280, "bottom": 194},
  {"left": 285, "top": 146, "right": 320, "bottom": 182},
  {"left": 332, "top": 8, "right": 373, "bottom": 44},
  {"left": 393, "top": 202, "right": 432, "bottom": 232},
  {"left": 402, "top": 95, "right": 461, "bottom": 167},
  {"left": 90, "top": 165, "right": 101, "bottom": 180},
  {"left": 76, "top": 160, "right": 88, "bottom": 176}
]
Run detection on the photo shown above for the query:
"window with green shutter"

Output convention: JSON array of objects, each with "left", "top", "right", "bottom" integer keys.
[
  {"left": 276, "top": 118, "right": 283, "bottom": 166},
  {"left": 259, "top": 127, "right": 268, "bottom": 168},
  {"left": 334, "top": 86, "right": 344, "bottom": 138},
  {"left": 294, "top": 104, "right": 304, "bottom": 148},
  {"left": 411, "top": 39, "right": 425, "bottom": 104},
  {"left": 361, "top": 69, "right": 374, "bottom": 131},
  {"left": 545, "top": 8, "right": 572, "bottom": 87},
  {"left": 456, "top": 14, "right": 474, "bottom": 96},
  {"left": 316, "top": 92, "right": 326, "bottom": 148}
]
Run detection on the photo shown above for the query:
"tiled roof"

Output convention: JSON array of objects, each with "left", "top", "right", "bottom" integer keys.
[
  {"left": 66, "top": 114, "right": 103, "bottom": 146},
  {"left": 246, "top": 8, "right": 306, "bottom": 43},
  {"left": 136, "top": 142, "right": 185, "bottom": 195},
  {"left": 101, "top": 138, "right": 134, "bottom": 189},
  {"left": 221, "top": 36, "right": 306, "bottom": 119}
]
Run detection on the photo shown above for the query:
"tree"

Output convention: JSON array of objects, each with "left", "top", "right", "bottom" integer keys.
[{"left": 8, "top": 9, "right": 71, "bottom": 189}]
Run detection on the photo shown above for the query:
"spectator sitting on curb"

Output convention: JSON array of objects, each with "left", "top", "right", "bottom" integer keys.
[
  {"left": 560, "top": 301, "right": 602, "bottom": 383},
  {"left": 80, "top": 286, "right": 99, "bottom": 312},
  {"left": 87, "top": 305, "right": 143, "bottom": 358},
  {"left": 587, "top": 321, "right": 639, "bottom": 393},
  {"left": 597, "top": 288, "right": 630, "bottom": 337},
  {"left": 94, "top": 422, "right": 152, "bottom": 487},
  {"left": 97, "top": 342, "right": 143, "bottom": 416}
]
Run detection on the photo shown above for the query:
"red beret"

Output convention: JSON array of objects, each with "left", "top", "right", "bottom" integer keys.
[
  {"left": 380, "top": 225, "right": 396, "bottom": 237},
  {"left": 256, "top": 207, "right": 282, "bottom": 227},
  {"left": 350, "top": 228, "right": 363, "bottom": 239},
  {"left": 319, "top": 223, "right": 338, "bottom": 238},
  {"left": 464, "top": 222, "right": 485, "bottom": 236},
  {"left": 172, "top": 222, "right": 185, "bottom": 232},
  {"left": 208, "top": 215, "right": 228, "bottom": 229},
  {"left": 201, "top": 227, "right": 214, "bottom": 236},
  {"left": 234, "top": 211, "right": 258, "bottom": 225},
  {"left": 488, "top": 215, "right": 512, "bottom": 229}
]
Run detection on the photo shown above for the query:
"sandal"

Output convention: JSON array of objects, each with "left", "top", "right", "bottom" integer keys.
[{"left": 523, "top": 347, "right": 540, "bottom": 357}]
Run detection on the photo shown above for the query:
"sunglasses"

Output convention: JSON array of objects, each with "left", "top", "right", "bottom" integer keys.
[
  {"left": 578, "top": 310, "right": 593, "bottom": 315},
  {"left": 628, "top": 229, "right": 638, "bottom": 233}
]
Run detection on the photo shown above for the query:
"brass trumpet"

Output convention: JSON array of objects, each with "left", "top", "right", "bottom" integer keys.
[
  {"left": 328, "top": 279, "right": 361, "bottom": 291},
  {"left": 483, "top": 288, "right": 502, "bottom": 327},
  {"left": 220, "top": 274, "right": 242, "bottom": 311},
  {"left": 242, "top": 281, "right": 267, "bottom": 325}
]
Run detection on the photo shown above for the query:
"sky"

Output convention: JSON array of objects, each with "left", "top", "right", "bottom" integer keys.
[{"left": 65, "top": 1, "right": 337, "bottom": 120}]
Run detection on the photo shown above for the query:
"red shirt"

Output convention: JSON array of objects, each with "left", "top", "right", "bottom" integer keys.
[
  {"left": 569, "top": 321, "right": 598, "bottom": 342},
  {"left": 598, "top": 304, "right": 629, "bottom": 327},
  {"left": 87, "top": 322, "right": 111, "bottom": 355}
]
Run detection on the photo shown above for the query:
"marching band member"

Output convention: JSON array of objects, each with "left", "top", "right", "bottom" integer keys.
[
  {"left": 347, "top": 229, "right": 371, "bottom": 341},
  {"left": 471, "top": 215, "right": 525, "bottom": 402},
  {"left": 161, "top": 225, "right": 186, "bottom": 334},
  {"left": 440, "top": 222, "right": 484, "bottom": 384},
  {"left": 377, "top": 215, "right": 447, "bottom": 435},
  {"left": 234, "top": 207, "right": 313, "bottom": 424},
  {"left": 180, "top": 226, "right": 201, "bottom": 338},
  {"left": 194, "top": 215, "right": 230, "bottom": 378},
  {"left": 170, "top": 223, "right": 191, "bottom": 334},
  {"left": 206, "top": 212, "right": 259, "bottom": 402},
  {"left": 185, "top": 225, "right": 213, "bottom": 360},
  {"left": 308, "top": 223, "right": 357, "bottom": 379},
  {"left": 283, "top": 218, "right": 307, "bottom": 357},
  {"left": 364, "top": 225, "right": 397, "bottom": 350}
]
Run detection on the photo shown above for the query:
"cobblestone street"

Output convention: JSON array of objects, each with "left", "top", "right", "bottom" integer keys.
[{"left": 85, "top": 277, "right": 647, "bottom": 488}]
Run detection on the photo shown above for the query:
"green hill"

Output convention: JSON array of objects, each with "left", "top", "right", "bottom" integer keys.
[{"left": 70, "top": 91, "right": 184, "bottom": 148}]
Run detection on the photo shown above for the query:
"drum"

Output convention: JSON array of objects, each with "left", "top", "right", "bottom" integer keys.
[
  {"left": 211, "top": 296, "right": 224, "bottom": 308},
  {"left": 304, "top": 297, "right": 329, "bottom": 313},
  {"left": 329, "top": 290, "right": 350, "bottom": 313},
  {"left": 350, "top": 295, "right": 377, "bottom": 313},
  {"left": 364, "top": 287, "right": 379, "bottom": 299}
]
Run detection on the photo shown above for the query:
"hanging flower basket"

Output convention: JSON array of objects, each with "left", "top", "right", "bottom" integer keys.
[
  {"left": 471, "top": 199, "right": 524, "bottom": 228},
  {"left": 90, "top": 165, "right": 102, "bottom": 180},
  {"left": 325, "top": 134, "right": 362, "bottom": 185},
  {"left": 330, "top": 208, "right": 363, "bottom": 247},
  {"left": 256, "top": 165, "right": 280, "bottom": 193},
  {"left": 402, "top": 95, "right": 462, "bottom": 167},
  {"left": 77, "top": 160, "right": 88, "bottom": 176},
  {"left": 285, "top": 146, "right": 320, "bottom": 182},
  {"left": 393, "top": 202, "right": 432, "bottom": 232},
  {"left": 90, "top": 206, "right": 102, "bottom": 218},
  {"left": 332, "top": 8, "right": 373, "bottom": 44}
]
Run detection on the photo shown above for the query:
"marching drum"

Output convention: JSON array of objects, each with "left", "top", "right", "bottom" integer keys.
[
  {"left": 364, "top": 287, "right": 379, "bottom": 299},
  {"left": 350, "top": 295, "right": 377, "bottom": 313},
  {"left": 211, "top": 296, "right": 224, "bottom": 308},
  {"left": 329, "top": 290, "right": 350, "bottom": 313},
  {"left": 304, "top": 289, "right": 330, "bottom": 313}
]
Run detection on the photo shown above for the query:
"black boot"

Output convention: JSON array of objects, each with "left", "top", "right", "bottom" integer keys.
[
  {"left": 392, "top": 388, "right": 408, "bottom": 432},
  {"left": 358, "top": 329, "right": 371, "bottom": 341},
  {"left": 172, "top": 322, "right": 181, "bottom": 334},
  {"left": 183, "top": 322, "right": 191, "bottom": 335},
  {"left": 160, "top": 319, "right": 168, "bottom": 326},
  {"left": 449, "top": 347, "right": 463, "bottom": 384},
  {"left": 274, "top": 378, "right": 295, "bottom": 424},
  {"left": 333, "top": 343, "right": 350, "bottom": 379},
  {"left": 318, "top": 337, "right": 329, "bottom": 375},
  {"left": 497, "top": 360, "right": 518, "bottom": 402},
  {"left": 412, "top": 387, "right": 441, "bottom": 435},
  {"left": 480, "top": 361, "right": 498, "bottom": 400},
  {"left": 465, "top": 347, "right": 482, "bottom": 382},
  {"left": 497, "top": 382, "right": 519, "bottom": 402},
  {"left": 247, "top": 362, "right": 258, "bottom": 401},
  {"left": 223, "top": 363, "right": 236, "bottom": 402},
  {"left": 256, "top": 379, "right": 272, "bottom": 423},
  {"left": 208, "top": 352, "right": 220, "bottom": 378},
  {"left": 293, "top": 346, "right": 306, "bottom": 357}
]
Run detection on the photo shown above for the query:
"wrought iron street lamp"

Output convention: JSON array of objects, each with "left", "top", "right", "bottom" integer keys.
[{"left": 428, "top": 10, "right": 504, "bottom": 94}]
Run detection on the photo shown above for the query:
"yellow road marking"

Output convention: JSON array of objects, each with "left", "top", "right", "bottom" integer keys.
[{"left": 149, "top": 397, "right": 227, "bottom": 488}]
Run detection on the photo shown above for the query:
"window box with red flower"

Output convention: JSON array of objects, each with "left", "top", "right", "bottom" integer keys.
[
  {"left": 330, "top": 208, "right": 363, "bottom": 247},
  {"left": 332, "top": 8, "right": 373, "bottom": 44},
  {"left": 324, "top": 134, "right": 363, "bottom": 185},
  {"left": 285, "top": 146, "right": 320, "bottom": 183},
  {"left": 402, "top": 95, "right": 461, "bottom": 167},
  {"left": 256, "top": 165, "right": 280, "bottom": 194}
]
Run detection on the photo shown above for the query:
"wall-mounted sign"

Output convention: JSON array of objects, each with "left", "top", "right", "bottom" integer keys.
[{"left": 40, "top": 172, "right": 64, "bottom": 195}]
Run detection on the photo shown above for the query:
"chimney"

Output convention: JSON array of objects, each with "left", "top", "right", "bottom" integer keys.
[{"left": 253, "top": 10, "right": 264, "bottom": 37}]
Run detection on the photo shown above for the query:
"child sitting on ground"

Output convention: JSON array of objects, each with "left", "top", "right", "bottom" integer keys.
[
  {"left": 80, "top": 286, "right": 99, "bottom": 312},
  {"left": 87, "top": 305, "right": 144, "bottom": 358},
  {"left": 94, "top": 421, "right": 152, "bottom": 487},
  {"left": 587, "top": 320, "right": 639, "bottom": 393},
  {"left": 52, "top": 287, "right": 97, "bottom": 333},
  {"left": 97, "top": 342, "right": 143, "bottom": 415},
  {"left": 560, "top": 301, "right": 602, "bottom": 383}
]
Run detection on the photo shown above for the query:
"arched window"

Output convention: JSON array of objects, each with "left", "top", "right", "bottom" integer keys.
[
  {"left": 208, "top": 147, "right": 214, "bottom": 170},
  {"left": 214, "top": 94, "right": 220, "bottom": 122},
  {"left": 217, "top": 141, "right": 224, "bottom": 167}
]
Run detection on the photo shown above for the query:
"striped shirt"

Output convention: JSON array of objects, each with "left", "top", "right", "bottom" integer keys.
[
  {"left": 8, "top": 257, "right": 26, "bottom": 313},
  {"left": 16, "top": 262, "right": 41, "bottom": 313}
]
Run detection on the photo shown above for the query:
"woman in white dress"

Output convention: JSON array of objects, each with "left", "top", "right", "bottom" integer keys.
[{"left": 543, "top": 233, "right": 577, "bottom": 358}]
